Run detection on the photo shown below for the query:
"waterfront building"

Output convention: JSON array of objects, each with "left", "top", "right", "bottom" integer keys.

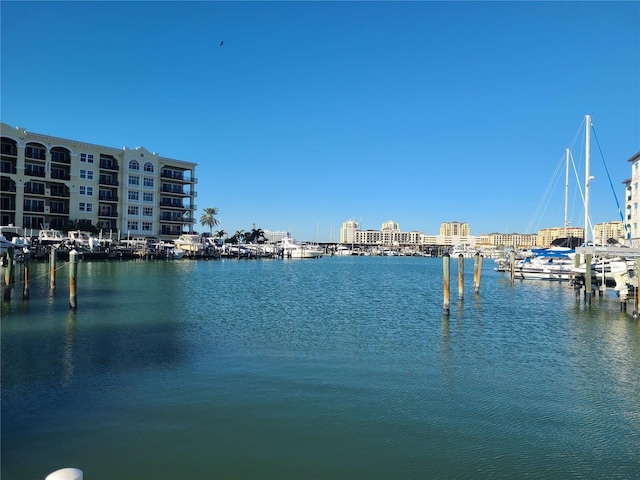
[
  {"left": 537, "top": 226, "right": 585, "bottom": 247},
  {"left": 263, "top": 229, "right": 289, "bottom": 244},
  {"left": 487, "top": 232, "right": 538, "bottom": 249},
  {"left": 594, "top": 221, "right": 627, "bottom": 245},
  {"left": 339, "top": 219, "right": 360, "bottom": 244},
  {"left": 439, "top": 221, "right": 470, "bottom": 236},
  {"left": 624, "top": 151, "right": 640, "bottom": 247},
  {"left": 0, "top": 123, "right": 197, "bottom": 240}
]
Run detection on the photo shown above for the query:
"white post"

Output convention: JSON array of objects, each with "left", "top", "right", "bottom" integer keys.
[
  {"left": 564, "top": 147, "right": 570, "bottom": 237},
  {"left": 584, "top": 114, "right": 591, "bottom": 244}
]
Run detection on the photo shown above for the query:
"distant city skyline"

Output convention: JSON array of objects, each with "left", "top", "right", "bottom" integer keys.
[{"left": 2, "top": 1, "right": 638, "bottom": 241}]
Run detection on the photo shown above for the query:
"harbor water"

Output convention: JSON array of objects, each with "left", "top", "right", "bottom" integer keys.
[{"left": 2, "top": 256, "right": 639, "bottom": 479}]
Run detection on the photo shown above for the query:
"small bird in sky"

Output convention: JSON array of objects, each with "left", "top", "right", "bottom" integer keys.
[{"left": 219, "top": 41, "right": 224, "bottom": 46}]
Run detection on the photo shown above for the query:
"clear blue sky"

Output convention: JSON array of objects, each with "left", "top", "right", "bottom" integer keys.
[{"left": 2, "top": 1, "right": 638, "bottom": 241}]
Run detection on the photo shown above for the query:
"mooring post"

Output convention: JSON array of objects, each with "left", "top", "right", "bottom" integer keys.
[
  {"left": 69, "top": 248, "right": 78, "bottom": 309},
  {"left": 22, "top": 250, "right": 30, "bottom": 299},
  {"left": 637, "top": 258, "right": 640, "bottom": 315},
  {"left": 3, "top": 246, "right": 15, "bottom": 302},
  {"left": 584, "top": 253, "right": 592, "bottom": 306},
  {"left": 443, "top": 253, "right": 450, "bottom": 316},
  {"left": 473, "top": 254, "right": 483, "bottom": 294},
  {"left": 457, "top": 254, "right": 464, "bottom": 300},
  {"left": 50, "top": 247, "right": 57, "bottom": 289},
  {"left": 509, "top": 250, "right": 515, "bottom": 283}
]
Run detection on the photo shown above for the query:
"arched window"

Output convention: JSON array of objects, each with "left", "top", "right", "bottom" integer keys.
[
  {"left": 144, "top": 162, "right": 154, "bottom": 173},
  {"left": 129, "top": 160, "right": 140, "bottom": 170}
]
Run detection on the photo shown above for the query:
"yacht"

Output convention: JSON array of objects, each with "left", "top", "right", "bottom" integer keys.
[{"left": 279, "top": 237, "right": 323, "bottom": 259}]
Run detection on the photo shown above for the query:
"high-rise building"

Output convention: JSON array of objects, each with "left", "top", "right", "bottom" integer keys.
[
  {"left": 623, "top": 151, "right": 640, "bottom": 247},
  {"left": 0, "top": 123, "right": 197, "bottom": 239},
  {"left": 439, "top": 221, "right": 470, "bottom": 236}
]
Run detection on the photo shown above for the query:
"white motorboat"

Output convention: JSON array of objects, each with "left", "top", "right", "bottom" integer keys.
[
  {"left": 334, "top": 245, "right": 352, "bottom": 256},
  {"left": 38, "top": 229, "right": 67, "bottom": 246},
  {"left": 279, "top": 237, "right": 323, "bottom": 259},
  {"left": 513, "top": 247, "right": 579, "bottom": 280},
  {"left": 173, "top": 234, "right": 205, "bottom": 253}
]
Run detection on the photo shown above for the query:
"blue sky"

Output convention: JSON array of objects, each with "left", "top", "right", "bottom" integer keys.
[{"left": 2, "top": 1, "right": 638, "bottom": 241}]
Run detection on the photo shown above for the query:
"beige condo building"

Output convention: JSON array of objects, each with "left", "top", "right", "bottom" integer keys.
[{"left": 0, "top": 123, "right": 197, "bottom": 239}]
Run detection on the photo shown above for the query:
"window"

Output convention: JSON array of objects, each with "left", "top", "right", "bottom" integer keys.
[
  {"left": 128, "top": 175, "right": 140, "bottom": 186},
  {"left": 129, "top": 160, "right": 140, "bottom": 170},
  {"left": 143, "top": 192, "right": 153, "bottom": 202},
  {"left": 144, "top": 162, "right": 154, "bottom": 173},
  {"left": 128, "top": 205, "right": 139, "bottom": 216},
  {"left": 143, "top": 207, "right": 153, "bottom": 217},
  {"left": 143, "top": 177, "right": 154, "bottom": 188},
  {"left": 79, "top": 186, "right": 93, "bottom": 196},
  {"left": 127, "top": 220, "right": 139, "bottom": 231},
  {"left": 79, "top": 169, "right": 94, "bottom": 180},
  {"left": 80, "top": 153, "right": 94, "bottom": 164},
  {"left": 79, "top": 202, "right": 93, "bottom": 212},
  {"left": 142, "top": 221, "right": 153, "bottom": 232},
  {"left": 128, "top": 191, "right": 139, "bottom": 201}
]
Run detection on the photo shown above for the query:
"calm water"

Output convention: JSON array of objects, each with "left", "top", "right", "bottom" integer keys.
[{"left": 2, "top": 256, "right": 639, "bottom": 479}]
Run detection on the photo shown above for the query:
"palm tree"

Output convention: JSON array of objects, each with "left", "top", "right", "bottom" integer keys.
[
  {"left": 214, "top": 229, "right": 226, "bottom": 240},
  {"left": 200, "top": 207, "right": 220, "bottom": 236}
]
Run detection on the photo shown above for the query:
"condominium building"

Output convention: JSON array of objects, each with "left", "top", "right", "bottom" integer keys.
[
  {"left": 624, "top": 151, "right": 640, "bottom": 247},
  {"left": 339, "top": 219, "right": 360, "bottom": 244},
  {"left": 593, "top": 221, "right": 628, "bottom": 245},
  {"left": 536, "top": 226, "right": 585, "bottom": 247},
  {"left": 0, "top": 123, "right": 197, "bottom": 239},
  {"left": 439, "top": 221, "right": 470, "bottom": 236}
]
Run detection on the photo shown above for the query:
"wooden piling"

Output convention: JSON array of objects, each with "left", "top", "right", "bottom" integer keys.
[
  {"left": 443, "top": 253, "right": 450, "bottom": 316},
  {"left": 457, "top": 254, "right": 464, "bottom": 300},
  {"left": 3, "top": 247, "right": 14, "bottom": 301},
  {"left": 69, "top": 249, "right": 78, "bottom": 309},
  {"left": 22, "top": 251, "right": 30, "bottom": 299},
  {"left": 584, "top": 253, "right": 592, "bottom": 306},
  {"left": 637, "top": 258, "right": 640, "bottom": 315},
  {"left": 473, "top": 254, "right": 483, "bottom": 294},
  {"left": 50, "top": 247, "right": 57, "bottom": 289},
  {"left": 509, "top": 251, "right": 515, "bottom": 283}
]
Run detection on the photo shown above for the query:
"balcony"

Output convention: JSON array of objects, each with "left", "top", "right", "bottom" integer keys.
[
  {"left": 99, "top": 177, "right": 119, "bottom": 186},
  {"left": 49, "top": 206, "right": 70, "bottom": 214},
  {"left": 161, "top": 185, "right": 185, "bottom": 195},
  {"left": 25, "top": 166, "right": 46, "bottom": 178},
  {"left": 1, "top": 163, "right": 16, "bottom": 174},
  {"left": 0, "top": 201, "right": 15, "bottom": 211},
  {"left": 50, "top": 188, "right": 70, "bottom": 198},
  {"left": 99, "top": 192, "right": 118, "bottom": 202},
  {"left": 98, "top": 209, "right": 118, "bottom": 218},
  {"left": 51, "top": 170, "right": 71, "bottom": 180},
  {"left": 24, "top": 205, "right": 45, "bottom": 213},
  {"left": 24, "top": 186, "right": 46, "bottom": 195},
  {"left": 25, "top": 147, "right": 46, "bottom": 160},
  {"left": 1, "top": 143, "right": 17, "bottom": 156},
  {"left": 51, "top": 151, "right": 71, "bottom": 164}
]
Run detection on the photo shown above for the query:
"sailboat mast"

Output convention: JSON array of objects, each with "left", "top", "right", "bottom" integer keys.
[
  {"left": 584, "top": 114, "right": 591, "bottom": 244},
  {"left": 564, "top": 147, "right": 570, "bottom": 237}
]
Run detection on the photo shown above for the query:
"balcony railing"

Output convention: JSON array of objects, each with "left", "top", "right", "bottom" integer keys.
[
  {"left": 51, "top": 171, "right": 71, "bottom": 180},
  {"left": 50, "top": 188, "right": 70, "bottom": 198},
  {"left": 1, "top": 164, "right": 16, "bottom": 174},
  {"left": 99, "top": 160, "right": 119, "bottom": 171},
  {"left": 24, "top": 186, "right": 46, "bottom": 195},
  {"left": 51, "top": 152, "right": 71, "bottom": 164},
  {"left": 24, "top": 205, "right": 45, "bottom": 212},
  {"left": 99, "top": 178, "right": 119, "bottom": 186},
  {"left": 25, "top": 167, "right": 46, "bottom": 177},
  {"left": 49, "top": 206, "right": 69, "bottom": 214},
  {"left": 99, "top": 193, "right": 118, "bottom": 202},
  {"left": 98, "top": 210, "right": 118, "bottom": 218},
  {"left": 1, "top": 143, "right": 17, "bottom": 156}
]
